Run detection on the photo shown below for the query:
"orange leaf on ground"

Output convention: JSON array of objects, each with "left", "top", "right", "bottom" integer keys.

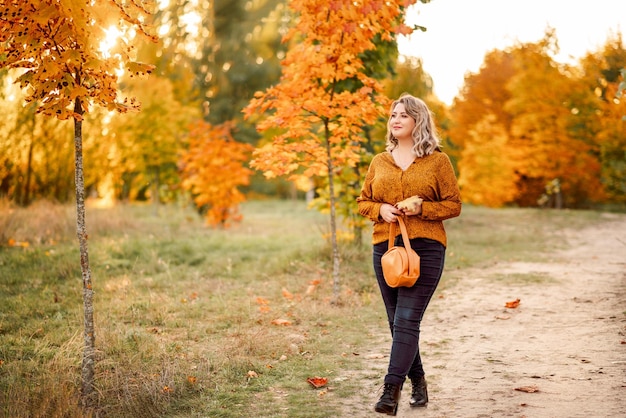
[
  {"left": 515, "top": 385, "right": 539, "bottom": 393},
  {"left": 271, "top": 318, "right": 292, "bottom": 326},
  {"left": 307, "top": 376, "right": 328, "bottom": 388},
  {"left": 505, "top": 298, "right": 521, "bottom": 308},
  {"left": 256, "top": 297, "right": 271, "bottom": 313},
  {"left": 282, "top": 287, "right": 294, "bottom": 300},
  {"left": 306, "top": 279, "right": 322, "bottom": 295}
]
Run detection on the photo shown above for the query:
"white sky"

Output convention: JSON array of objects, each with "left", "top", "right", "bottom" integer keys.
[{"left": 399, "top": 0, "right": 626, "bottom": 104}]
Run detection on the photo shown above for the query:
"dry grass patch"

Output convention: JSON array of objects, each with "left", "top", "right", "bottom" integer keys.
[{"left": 1, "top": 200, "right": 617, "bottom": 417}]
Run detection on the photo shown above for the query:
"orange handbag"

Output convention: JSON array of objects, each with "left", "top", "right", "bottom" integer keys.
[{"left": 381, "top": 217, "right": 420, "bottom": 287}]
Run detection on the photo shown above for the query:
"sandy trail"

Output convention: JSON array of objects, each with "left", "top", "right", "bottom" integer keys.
[{"left": 342, "top": 213, "right": 626, "bottom": 418}]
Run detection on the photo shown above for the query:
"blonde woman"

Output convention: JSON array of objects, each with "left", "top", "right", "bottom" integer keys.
[{"left": 357, "top": 94, "right": 462, "bottom": 415}]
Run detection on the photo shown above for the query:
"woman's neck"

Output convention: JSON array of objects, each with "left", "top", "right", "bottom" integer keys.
[{"left": 395, "top": 139, "right": 414, "bottom": 154}]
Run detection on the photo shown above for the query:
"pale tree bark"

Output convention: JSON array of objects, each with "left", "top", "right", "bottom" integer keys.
[
  {"left": 73, "top": 98, "right": 96, "bottom": 408},
  {"left": 324, "top": 121, "right": 341, "bottom": 302}
]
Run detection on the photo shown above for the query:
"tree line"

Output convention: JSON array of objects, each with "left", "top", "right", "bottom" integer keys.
[
  {"left": 1, "top": 2, "right": 624, "bottom": 219},
  {"left": 451, "top": 29, "right": 626, "bottom": 209}
]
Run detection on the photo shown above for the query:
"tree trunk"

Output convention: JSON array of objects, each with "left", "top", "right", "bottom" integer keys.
[
  {"left": 23, "top": 139, "right": 33, "bottom": 206},
  {"left": 324, "top": 122, "right": 341, "bottom": 302},
  {"left": 73, "top": 98, "right": 96, "bottom": 409},
  {"left": 22, "top": 103, "right": 37, "bottom": 206},
  {"left": 353, "top": 224, "right": 363, "bottom": 247},
  {"left": 152, "top": 165, "right": 160, "bottom": 216}
]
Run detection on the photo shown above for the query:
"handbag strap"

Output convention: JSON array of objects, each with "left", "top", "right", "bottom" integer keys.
[
  {"left": 388, "top": 216, "right": 411, "bottom": 248},
  {"left": 387, "top": 216, "right": 419, "bottom": 276}
]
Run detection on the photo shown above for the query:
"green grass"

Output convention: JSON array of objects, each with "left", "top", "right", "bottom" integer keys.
[{"left": 0, "top": 200, "right": 619, "bottom": 417}]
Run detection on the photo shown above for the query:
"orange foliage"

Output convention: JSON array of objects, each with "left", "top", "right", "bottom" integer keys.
[
  {"left": 451, "top": 30, "right": 622, "bottom": 207},
  {"left": 458, "top": 115, "right": 519, "bottom": 207},
  {"left": 506, "top": 37, "right": 605, "bottom": 206},
  {"left": 451, "top": 49, "right": 515, "bottom": 151},
  {"left": 0, "top": 0, "right": 157, "bottom": 120},
  {"left": 595, "top": 82, "right": 626, "bottom": 202},
  {"left": 244, "top": 0, "right": 419, "bottom": 180},
  {"left": 179, "top": 121, "right": 253, "bottom": 227}
]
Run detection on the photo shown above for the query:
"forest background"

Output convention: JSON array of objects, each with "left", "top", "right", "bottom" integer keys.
[{"left": 1, "top": 0, "right": 625, "bottom": 222}]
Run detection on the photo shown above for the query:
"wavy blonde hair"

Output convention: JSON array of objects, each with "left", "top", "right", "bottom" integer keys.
[{"left": 385, "top": 93, "right": 441, "bottom": 157}]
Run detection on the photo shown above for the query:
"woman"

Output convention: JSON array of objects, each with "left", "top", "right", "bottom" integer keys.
[{"left": 357, "top": 94, "right": 461, "bottom": 415}]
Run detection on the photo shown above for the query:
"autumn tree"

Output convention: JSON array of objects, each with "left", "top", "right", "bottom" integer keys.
[
  {"left": 103, "top": 75, "right": 199, "bottom": 206},
  {"left": 309, "top": 37, "right": 414, "bottom": 246},
  {"left": 450, "top": 49, "right": 515, "bottom": 151},
  {"left": 244, "top": 0, "right": 420, "bottom": 299},
  {"left": 457, "top": 114, "right": 518, "bottom": 206},
  {"left": 577, "top": 32, "right": 626, "bottom": 203},
  {"left": 451, "top": 30, "right": 616, "bottom": 208},
  {"left": 0, "top": 0, "right": 156, "bottom": 409},
  {"left": 505, "top": 31, "right": 605, "bottom": 207},
  {"left": 179, "top": 121, "right": 253, "bottom": 227}
]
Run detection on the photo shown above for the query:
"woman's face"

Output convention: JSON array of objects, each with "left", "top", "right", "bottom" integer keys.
[{"left": 389, "top": 103, "right": 415, "bottom": 141}]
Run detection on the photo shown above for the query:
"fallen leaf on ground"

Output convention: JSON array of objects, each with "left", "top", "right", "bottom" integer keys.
[
  {"left": 505, "top": 298, "right": 521, "bottom": 308},
  {"left": 306, "top": 279, "right": 322, "bottom": 295},
  {"left": 307, "top": 376, "right": 328, "bottom": 388},
  {"left": 365, "top": 353, "right": 386, "bottom": 359},
  {"left": 515, "top": 385, "right": 539, "bottom": 393},
  {"left": 282, "top": 287, "right": 294, "bottom": 300},
  {"left": 271, "top": 318, "right": 292, "bottom": 326},
  {"left": 495, "top": 314, "right": 511, "bottom": 320}
]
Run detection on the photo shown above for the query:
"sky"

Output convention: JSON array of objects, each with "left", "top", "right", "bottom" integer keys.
[{"left": 398, "top": 0, "right": 626, "bottom": 104}]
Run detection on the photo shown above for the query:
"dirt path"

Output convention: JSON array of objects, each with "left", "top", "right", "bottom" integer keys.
[{"left": 343, "top": 213, "right": 626, "bottom": 417}]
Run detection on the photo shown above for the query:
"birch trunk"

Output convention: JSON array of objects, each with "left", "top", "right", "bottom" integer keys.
[{"left": 73, "top": 98, "right": 96, "bottom": 408}]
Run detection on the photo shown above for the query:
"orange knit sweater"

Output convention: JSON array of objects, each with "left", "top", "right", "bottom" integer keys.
[{"left": 357, "top": 150, "right": 462, "bottom": 247}]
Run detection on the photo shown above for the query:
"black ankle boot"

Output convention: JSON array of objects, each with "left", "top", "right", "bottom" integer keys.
[
  {"left": 375, "top": 383, "right": 401, "bottom": 415},
  {"left": 409, "top": 375, "right": 428, "bottom": 407}
]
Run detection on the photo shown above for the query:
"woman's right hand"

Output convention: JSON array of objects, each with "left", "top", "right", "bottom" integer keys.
[{"left": 379, "top": 203, "right": 402, "bottom": 223}]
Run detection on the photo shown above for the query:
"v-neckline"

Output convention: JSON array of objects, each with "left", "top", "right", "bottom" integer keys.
[{"left": 390, "top": 150, "right": 415, "bottom": 171}]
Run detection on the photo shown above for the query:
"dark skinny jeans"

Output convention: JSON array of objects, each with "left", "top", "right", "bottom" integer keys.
[{"left": 373, "top": 236, "right": 446, "bottom": 387}]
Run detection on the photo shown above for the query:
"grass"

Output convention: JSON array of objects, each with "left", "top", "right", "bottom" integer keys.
[{"left": 0, "top": 199, "right": 619, "bottom": 417}]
